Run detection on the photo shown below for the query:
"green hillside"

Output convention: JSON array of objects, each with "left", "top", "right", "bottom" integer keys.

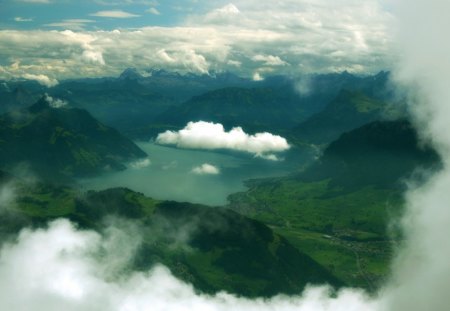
[
  {"left": 291, "top": 90, "right": 403, "bottom": 145},
  {"left": 3, "top": 179, "right": 342, "bottom": 297},
  {"left": 0, "top": 97, "right": 147, "bottom": 182}
]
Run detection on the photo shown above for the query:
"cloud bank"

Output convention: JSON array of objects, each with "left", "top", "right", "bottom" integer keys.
[
  {"left": 156, "top": 121, "right": 290, "bottom": 160},
  {"left": 381, "top": 0, "right": 450, "bottom": 310},
  {"left": 191, "top": 163, "right": 220, "bottom": 175},
  {"left": 0, "top": 1, "right": 394, "bottom": 81}
]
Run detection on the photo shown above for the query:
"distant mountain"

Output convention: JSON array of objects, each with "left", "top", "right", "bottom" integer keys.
[
  {"left": 0, "top": 84, "right": 41, "bottom": 113},
  {"left": 291, "top": 89, "right": 403, "bottom": 145},
  {"left": 139, "top": 69, "right": 256, "bottom": 101},
  {"left": 0, "top": 96, "right": 146, "bottom": 182},
  {"left": 118, "top": 67, "right": 143, "bottom": 80},
  {"left": 154, "top": 86, "right": 308, "bottom": 133},
  {"left": 7, "top": 185, "right": 342, "bottom": 297},
  {"left": 49, "top": 78, "right": 176, "bottom": 138}
]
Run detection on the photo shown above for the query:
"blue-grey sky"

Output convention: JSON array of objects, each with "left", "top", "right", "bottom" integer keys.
[{"left": 0, "top": 0, "right": 395, "bottom": 86}]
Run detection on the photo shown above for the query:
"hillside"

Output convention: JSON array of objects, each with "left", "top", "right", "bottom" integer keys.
[
  {"left": 301, "top": 119, "right": 439, "bottom": 189},
  {"left": 291, "top": 90, "right": 403, "bottom": 145},
  {"left": 228, "top": 119, "right": 440, "bottom": 289},
  {"left": 0, "top": 96, "right": 147, "bottom": 182},
  {"left": 5, "top": 183, "right": 342, "bottom": 297}
]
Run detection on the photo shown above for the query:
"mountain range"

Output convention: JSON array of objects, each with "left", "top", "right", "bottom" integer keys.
[{"left": 1, "top": 70, "right": 400, "bottom": 141}]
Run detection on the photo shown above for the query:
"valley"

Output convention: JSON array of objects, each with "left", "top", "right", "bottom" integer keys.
[{"left": 0, "top": 69, "right": 434, "bottom": 298}]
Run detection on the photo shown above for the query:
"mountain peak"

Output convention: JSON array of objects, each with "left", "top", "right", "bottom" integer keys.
[
  {"left": 28, "top": 95, "right": 69, "bottom": 113},
  {"left": 28, "top": 96, "right": 51, "bottom": 113},
  {"left": 119, "top": 68, "right": 143, "bottom": 80}
]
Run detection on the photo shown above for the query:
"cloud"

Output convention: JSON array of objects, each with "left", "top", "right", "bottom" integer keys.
[
  {"left": 252, "top": 72, "right": 264, "bottom": 81},
  {"left": 202, "top": 3, "right": 241, "bottom": 24},
  {"left": 147, "top": 7, "right": 161, "bottom": 15},
  {"left": 0, "top": 218, "right": 379, "bottom": 311},
  {"left": 95, "top": 0, "right": 159, "bottom": 5},
  {"left": 191, "top": 163, "right": 220, "bottom": 175},
  {"left": 14, "top": 17, "right": 33, "bottom": 22},
  {"left": 22, "top": 74, "right": 58, "bottom": 87},
  {"left": 0, "top": 1, "right": 394, "bottom": 81},
  {"left": 381, "top": 0, "right": 450, "bottom": 310},
  {"left": 44, "top": 94, "right": 68, "bottom": 108},
  {"left": 45, "top": 19, "right": 95, "bottom": 31},
  {"left": 129, "top": 158, "right": 151, "bottom": 169},
  {"left": 90, "top": 10, "right": 140, "bottom": 18},
  {"left": 82, "top": 50, "right": 106, "bottom": 65},
  {"left": 0, "top": 184, "right": 16, "bottom": 212},
  {"left": 16, "top": 0, "right": 50, "bottom": 3},
  {"left": 162, "top": 160, "right": 177, "bottom": 170},
  {"left": 156, "top": 121, "right": 290, "bottom": 159},
  {"left": 251, "top": 54, "right": 288, "bottom": 66}
]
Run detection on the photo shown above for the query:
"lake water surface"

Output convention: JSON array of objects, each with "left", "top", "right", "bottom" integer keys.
[{"left": 80, "top": 142, "right": 311, "bottom": 206}]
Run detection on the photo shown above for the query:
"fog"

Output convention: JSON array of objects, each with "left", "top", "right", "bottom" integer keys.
[{"left": 0, "top": 219, "right": 380, "bottom": 311}]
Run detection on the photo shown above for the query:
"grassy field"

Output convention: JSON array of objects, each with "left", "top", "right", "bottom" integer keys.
[{"left": 228, "top": 177, "right": 404, "bottom": 289}]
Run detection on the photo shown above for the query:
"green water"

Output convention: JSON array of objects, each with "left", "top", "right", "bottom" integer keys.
[{"left": 80, "top": 142, "right": 311, "bottom": 206}]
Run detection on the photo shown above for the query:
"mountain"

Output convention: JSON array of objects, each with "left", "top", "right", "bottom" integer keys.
[
  {"left": 6, "top": 184, "right": 342, "bottom": 297},
  {"left": 118, "top": 67, "right": 143, "bottom": 80},
  {"left": 263, "top": 71, "right": 394, "bottom": 115},
  {"left": 46, "top": 69, "right": 260, "bottom": 139},
  {"left": 0, "top": 84, "right": 41, "bottom": 113},
  {"left": 228, "top": 119, "right": 440, "bottom": 289},
  {"left": 290, "top": 89, "right": 403, "bottom": 145},
  {"left": 154, "top": 86, "right": 307, "bottom": 134},
  {"left": 300, "top": 119, "right": 440, "bottom": 189},
  {"left": 0, "top": 96, "right": 146, "bottom": 182},
  {"left": 49, "top": 78, "right": 176, "bottom": 138}
]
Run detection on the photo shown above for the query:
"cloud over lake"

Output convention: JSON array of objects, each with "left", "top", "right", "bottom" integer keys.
[{"left": 156, "top": 121, "right": 290, "bottom": 160}]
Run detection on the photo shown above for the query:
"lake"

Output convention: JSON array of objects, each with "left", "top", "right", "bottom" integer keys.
[{"left": 80, "top": 142, "right": 312, "bottom": 206}]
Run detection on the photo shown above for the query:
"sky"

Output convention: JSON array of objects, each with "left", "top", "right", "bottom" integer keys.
[{"left": 0, "top": 0, "right": 395, "bottom": 84}]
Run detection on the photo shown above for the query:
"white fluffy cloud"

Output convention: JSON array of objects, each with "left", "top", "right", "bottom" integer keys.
[
  {"left": 251, "top": 54, "right": 288, "bottom": 66},
  {"left": 44, "top": 94, "right": 68, "bottom": 108},
  {"left": 129, "top": 158, "right": 151, "bottom": 169},
  {"left": 22, "top": 74, "right": 59, "bottom": 87},
  {"left": 14, "top": 17, "right": 33, "bottom": 22},
  {"left": 90, "top": 10, "right": 140, "bottom": 18},
  {"left": 156, "top": 121, "right": 290, "bottom": 159},
  {"left": 191, "top": 163, "right": 220, "bottom": 175}
]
